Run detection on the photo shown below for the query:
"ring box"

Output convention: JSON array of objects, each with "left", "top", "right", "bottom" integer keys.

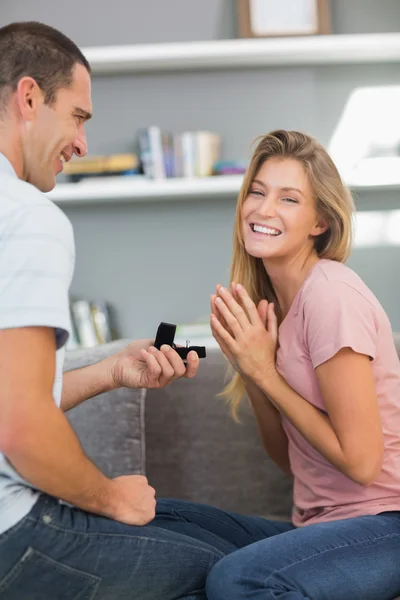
[{"left": 154, "top": 322, "right": 206, "bottom": 361}]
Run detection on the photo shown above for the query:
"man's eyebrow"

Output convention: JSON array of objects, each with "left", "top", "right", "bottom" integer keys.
[
  {"left": 252, "top": 180, "right": 304, "bottom": 197},
  {"left": 74, "top": 107, "right": 92, "bottom": 121}
]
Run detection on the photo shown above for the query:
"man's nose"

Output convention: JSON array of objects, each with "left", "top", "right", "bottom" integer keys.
[{"left": 73, "top": 128, "right": 88, "bottom": 158}]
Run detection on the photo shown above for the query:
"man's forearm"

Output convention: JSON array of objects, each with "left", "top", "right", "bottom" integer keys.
[
  {"left": 244, "top": 377, "right": 292, "bottom": 475},
  {"left": 5, "top": 401, "right": 116, "bottom": 516},
  {"left": 62, "top": 357, "right": 116, "bottom": 411}
]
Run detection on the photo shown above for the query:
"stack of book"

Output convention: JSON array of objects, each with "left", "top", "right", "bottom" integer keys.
[
  {"left": 63, "top": 153, "right": 139, "bottom": 182},
  {"left": 67, "top": 299, "right": 115, "bottom": 349},
  {"left": 138, "top": 126, "right": 221, "bottom": 179}
]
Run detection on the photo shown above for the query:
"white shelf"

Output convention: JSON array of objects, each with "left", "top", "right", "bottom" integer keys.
[
  {"left": 82, "top": 33, "right": 400, "bottom": 75},
  {"left": 47, "top": 175, "right": 400, "bottom": 206},
  {"left": 48, "top": 175, "right": 245, "bottom": 205}
]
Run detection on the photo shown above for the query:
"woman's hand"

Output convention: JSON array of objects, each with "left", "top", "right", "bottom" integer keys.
[{"left": 210, "top": 282, "right": 278, "bottom": 385}]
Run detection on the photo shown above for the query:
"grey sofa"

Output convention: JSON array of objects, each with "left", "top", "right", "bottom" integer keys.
[
  {"left": 64, "top": 337, "right": 400, "bottom": 597},
  {"left": 65, "top": 342, "right": 293, "bottom": 519}
]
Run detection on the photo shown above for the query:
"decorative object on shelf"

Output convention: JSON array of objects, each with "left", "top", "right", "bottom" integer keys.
[
  {"left": 237, "top": 0, "right": 330, "bottom": 38},
  {"left": 63, "top": 153, "right": 139, "bottom": 182},
  {"left": 213, "top": 160, "right": 248, "bottom": 175}
]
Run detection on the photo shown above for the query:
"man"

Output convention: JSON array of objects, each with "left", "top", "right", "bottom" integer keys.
[{"left": 0, "top": 21, "right": 224, "bottom": 599}]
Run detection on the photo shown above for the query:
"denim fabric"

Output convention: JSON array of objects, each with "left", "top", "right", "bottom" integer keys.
[
  {"left": 153, "top": 500, "right": 400, "bottom": 600},
  {"left": 0, "top": 495, "right": 224, "bottom": 600}
]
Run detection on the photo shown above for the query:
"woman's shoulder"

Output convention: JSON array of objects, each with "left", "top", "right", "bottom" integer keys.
[
  {"left": 305, "top": 259, "right": 377, "bottom": 305},
  {"left": 299, "top": 259, "right": 384, "bottom": 321}
]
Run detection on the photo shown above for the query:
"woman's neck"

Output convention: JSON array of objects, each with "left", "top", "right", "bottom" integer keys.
[{"left": 263, "top": 252, "right": 321, "bottom": 319}]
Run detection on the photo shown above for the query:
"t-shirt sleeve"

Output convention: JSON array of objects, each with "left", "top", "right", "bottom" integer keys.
[
  {"left": 303, "top": 279, "right": 378, "bottom": 369},
  {"left": 0, "top": 204, "right": 75, "bottom": 350}
]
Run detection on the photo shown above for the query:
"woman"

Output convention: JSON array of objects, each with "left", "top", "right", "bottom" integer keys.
[
  {"left": 204, "top": 130, "right": 400, "bottom": 599},
  {"left": 153, "top": 129, "right": 400, "bottom": 599}
]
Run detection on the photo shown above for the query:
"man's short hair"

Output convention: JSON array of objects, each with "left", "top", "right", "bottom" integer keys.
[{"left": 0, "top": 21, "right": 91, "bottom": 112}]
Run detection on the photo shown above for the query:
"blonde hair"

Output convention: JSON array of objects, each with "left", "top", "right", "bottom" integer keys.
[{"left": 223, "top": 130, "right": 355, "bottom": 419}]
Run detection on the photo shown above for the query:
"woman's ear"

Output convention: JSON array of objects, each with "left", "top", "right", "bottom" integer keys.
[{"left": 310, "top": 216, "right": 329, "bottom": 237}]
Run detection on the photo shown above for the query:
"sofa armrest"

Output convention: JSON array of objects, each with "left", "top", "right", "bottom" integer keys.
[
  {"left": 64, "top": 340, "right": 146, "bottom": 477},
  {"left": 145, "top": 347, "right": 293, "bottom": 519}
]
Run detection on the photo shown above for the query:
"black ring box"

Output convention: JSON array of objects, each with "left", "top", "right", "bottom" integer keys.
[{"left": 154, "top": 322, "right": 206, "bottom": 361}]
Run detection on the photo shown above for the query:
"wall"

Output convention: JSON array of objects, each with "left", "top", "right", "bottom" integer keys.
[{"left": 1, "top": 0, "right": 400, "bottom": 336}]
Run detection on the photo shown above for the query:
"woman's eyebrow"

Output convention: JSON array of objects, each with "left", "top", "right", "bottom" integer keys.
[{"left": 252, "top": 180, "right": 304, "bottom": 197}]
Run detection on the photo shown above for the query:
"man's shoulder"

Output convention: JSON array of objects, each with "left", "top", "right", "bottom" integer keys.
[{"left": 0, "top": 175, "right": 73, "bottom": 243}]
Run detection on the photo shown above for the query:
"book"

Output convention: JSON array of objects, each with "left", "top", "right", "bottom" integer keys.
[
  {"left": 71, "top": 300, "right": 99, "bottom": 348},
  {"left": 138, "top": 126, "right": 166, "bottom": 179},
  {"left": 195, "top": 131, "right": 221, "bottom": 177},
  {"left": 63, "top": 153, "right": 139, "bottom": 181},
  {"left": 181, "top": 132, "right": 197, "bottom": 178},
  {"left": 90, "top": 302, "right": 112, "bottom": 344}
]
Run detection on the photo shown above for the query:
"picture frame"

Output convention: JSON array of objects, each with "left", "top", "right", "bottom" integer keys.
[{"left": 237, "top": 0, "right": 331, "bottom": 38}]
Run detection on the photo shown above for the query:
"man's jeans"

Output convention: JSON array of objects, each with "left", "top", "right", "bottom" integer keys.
[
  {"left": 0, "top": 494, "right": 224, "bottom": 600},
  {"left": 154, "top": 499, "right": 400, "bottom": 600}
]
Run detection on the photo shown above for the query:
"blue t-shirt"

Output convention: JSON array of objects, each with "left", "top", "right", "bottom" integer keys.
[{"left": 0, "top": 153, "right": 75, "bottom": 534}]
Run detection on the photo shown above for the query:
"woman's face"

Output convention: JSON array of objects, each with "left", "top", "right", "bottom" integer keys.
[{"left": 241, "top": 157, "right": 326, "bottom": 263}]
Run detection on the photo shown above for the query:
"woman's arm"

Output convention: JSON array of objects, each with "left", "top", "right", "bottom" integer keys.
[
  {"left": 258, "top": 348, "right": 384, "bottom": 485},
  {"left": 244, "top": 376, "right": 292, "bottom": 475},
  {"left": 211, "top": 289, "right": 291, "bottom": 475},
  {"left": 211, "top": 284, "right": 384, "bottom": 487}
]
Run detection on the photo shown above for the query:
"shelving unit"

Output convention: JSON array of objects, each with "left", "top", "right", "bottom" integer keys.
[
  {"left": 47, "top": 32, "right": 400, "bottom": 206},
  {"left": 82, "top": 33, "right": 400, "bottom": 75},
  {"left": 48, "top": 175, "right": 243, "bottom": 205},
  {"left": 48, "top": 176, "right": 400, "bottom": 207}
]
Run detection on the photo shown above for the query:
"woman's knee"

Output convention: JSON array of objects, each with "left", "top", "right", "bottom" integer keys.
[{"left": 206, "top": 554, "right": 245, "bottom": 599}]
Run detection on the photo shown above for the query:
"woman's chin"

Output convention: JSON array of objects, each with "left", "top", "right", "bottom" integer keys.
[{"left": 244, "top": 244, "right": 279, "bottom": 260}]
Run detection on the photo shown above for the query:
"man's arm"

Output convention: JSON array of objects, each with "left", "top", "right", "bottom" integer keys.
[
  {"left": 61, "top": 339, "right": 199, "bottom": 412},
  {"left": 61, "top": 360, "right": 116, "bottom": 412},
  {"left": 0, "top": 327, "right": 156, "bottom": 525}
]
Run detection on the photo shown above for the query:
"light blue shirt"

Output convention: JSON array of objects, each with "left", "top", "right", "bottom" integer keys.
[{"left": 0, "top": 153, "right": 75, "bottom": 535}]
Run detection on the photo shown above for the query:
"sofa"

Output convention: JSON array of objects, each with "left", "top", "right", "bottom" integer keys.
[
  {"left": 64, "top": 341, "right": 294, "bottom": 519},
  {"left": 64, "top": 336, "right": 400, "bottom": 596}
]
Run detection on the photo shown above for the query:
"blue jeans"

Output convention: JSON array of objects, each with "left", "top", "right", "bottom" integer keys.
[
  {"left": 154, "top": 500, "right": 400, "bottom": 600},
  {"left": 0, "top": 494, "right": 225, "bottom": 600}
]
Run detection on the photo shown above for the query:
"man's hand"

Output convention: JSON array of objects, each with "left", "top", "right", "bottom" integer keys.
[
  {"left": 107, "top": 339, "right": 200, "bottom": 390},
  {"left": 107, "top": 475, "right": 156, "bottom": 525}
]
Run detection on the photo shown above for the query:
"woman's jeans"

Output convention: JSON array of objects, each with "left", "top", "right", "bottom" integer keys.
[
  {"left": 154, "top": 499, "right": 400, "bottom": 600},
  {"left": 2, "top": 494, "right": 400, "bottom": 599}
]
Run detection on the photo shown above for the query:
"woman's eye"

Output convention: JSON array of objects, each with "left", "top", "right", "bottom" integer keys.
[
  {"left": 283, "top": 197, "right": 298, "bottom": 204},
  {"left": 250, "top": 189, "right": 264, "bottom": 196}
]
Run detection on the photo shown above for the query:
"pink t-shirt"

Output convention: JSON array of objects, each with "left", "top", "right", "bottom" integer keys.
[{"left": 276, "top": 259, "right": 400, "bottom": 527}]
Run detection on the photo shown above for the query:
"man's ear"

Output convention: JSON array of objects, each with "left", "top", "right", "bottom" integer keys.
[
  {"left": 310, "top": 216, "right": 329, "bottom": 237},
  {"left": 15, "top": 76, "right": 43, "bottom": 120}
]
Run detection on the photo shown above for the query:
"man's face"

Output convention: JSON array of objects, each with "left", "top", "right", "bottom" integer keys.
[{"left": 23, "top": 63, "right": 92, "bottom": 192}]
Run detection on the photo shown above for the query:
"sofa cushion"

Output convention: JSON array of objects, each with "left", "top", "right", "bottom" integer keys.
[{"left": 64, "top": 340, "right": 146, "bottom": 477}]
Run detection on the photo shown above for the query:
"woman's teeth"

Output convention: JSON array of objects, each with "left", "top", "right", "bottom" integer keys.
[{"left": 251, "top": 224, "right": 281, "bottom": 236}]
